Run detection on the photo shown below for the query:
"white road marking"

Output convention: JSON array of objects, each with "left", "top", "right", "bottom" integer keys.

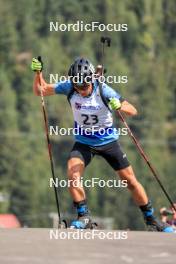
[
  {"left": 120, "top": 255, "right": 134, "bottom": 263},
  {"left": 151, "top": 252, "right": 170, "bottom": 258}
]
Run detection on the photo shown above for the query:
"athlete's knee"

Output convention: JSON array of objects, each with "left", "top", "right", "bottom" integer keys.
[
  {"left": 67, "top": 167, "right": 82, "bottom": 181},
  {"left": 67, "top": 158, "right": 84, "bottom": 182},
  {"left": 118, "top": 166, "right": 139, "bottom": 191},
  {"left": 125, "top": 171, "right": 139, "bottom": 190},
  {"left": 126, "top": 177, "right": 139, "bottom": 191}
]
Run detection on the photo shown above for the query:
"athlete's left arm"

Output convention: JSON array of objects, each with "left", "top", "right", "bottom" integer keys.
[
  {"left": 102, "top": 83, "right": 138, "bottom": 116},
  {"left": 120, "top": 100, "right": 138, "bottom": 116}
]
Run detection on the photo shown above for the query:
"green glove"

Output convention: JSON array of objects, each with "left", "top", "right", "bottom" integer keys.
[
  {"left": 31, "top": 58, "right": 43, "bottom": 72},
  {"left": 109, "top": 97, "right": 121, "bottom": 110}
]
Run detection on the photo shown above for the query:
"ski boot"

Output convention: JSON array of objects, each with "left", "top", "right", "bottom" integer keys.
[
  {"left": 140, "top": 201, "right": 174, "bottom": 232},
  {"left": 70, "top": 200, "right": 98, "bottom": 229}
]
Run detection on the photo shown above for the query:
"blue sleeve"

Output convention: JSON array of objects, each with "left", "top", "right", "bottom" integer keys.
[
  {"left": 54, "top": 80, "right": 73, "bottom": 95},
  {"left": 101, "top": 83, "right": 124, "bottom": 102}
]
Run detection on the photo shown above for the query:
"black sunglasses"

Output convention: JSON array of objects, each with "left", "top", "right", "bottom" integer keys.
[{"left": 74, "top": 83, "right": 90, "bottom": 91}]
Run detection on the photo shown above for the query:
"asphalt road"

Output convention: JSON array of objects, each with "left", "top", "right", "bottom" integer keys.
[{"left": 0, "top": 229, "right": 175, "bottom": 264}]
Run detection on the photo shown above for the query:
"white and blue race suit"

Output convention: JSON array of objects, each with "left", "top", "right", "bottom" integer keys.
[{"left": 54, "top": 80, "right": 124, "bottom": 146}]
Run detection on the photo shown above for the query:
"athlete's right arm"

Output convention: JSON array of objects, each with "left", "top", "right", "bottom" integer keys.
[
  {"left": 33, "top": 72, "right": 55, "bottom": 96},
  {"left": 32, "top": 58, "right": 72, "bottom": 96}
]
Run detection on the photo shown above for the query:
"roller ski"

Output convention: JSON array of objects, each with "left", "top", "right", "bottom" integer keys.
[
  {"left": 70, "top": 215, "right": 97, "bottom": 229},
  {"left": 145, "top": 217, "right": 174, "bottom": 232}
]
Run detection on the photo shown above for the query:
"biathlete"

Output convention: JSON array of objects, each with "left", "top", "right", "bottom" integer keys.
[{"left": 31, "top": 57, "right": 174, "bottom": 232}]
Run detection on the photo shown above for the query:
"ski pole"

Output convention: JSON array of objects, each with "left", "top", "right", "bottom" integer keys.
[
  {"left": 100, "top": 36, "right": 111, "bottom": 74},
  {"left": 37, "top": 56, "right": 62, "bottom": 225},
  {"left": 117, "top": 110, "right": 176, "bottom": 212},
  {"left": 100, "top": 36, "right": 176, "bottom": 212}
]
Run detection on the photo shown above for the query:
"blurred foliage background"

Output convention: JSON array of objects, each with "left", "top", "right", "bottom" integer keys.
[{"left": 0, "top": 0, "right": 176, "bottom": 229}]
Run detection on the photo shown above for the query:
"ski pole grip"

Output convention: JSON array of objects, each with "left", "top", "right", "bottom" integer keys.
[
  {"left": 100, "top": 36, "right": 111, "bottom": 46},
  {"left": 37, "top": 56, "right": 43, "bottom": 72},
  {"left": 36, "top": 56, "right": 42, "bottom": 86},
  {"left": 37, "top": 56, "right": 42, "bottom": 62}
]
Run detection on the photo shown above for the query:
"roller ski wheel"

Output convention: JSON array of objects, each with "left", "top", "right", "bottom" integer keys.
[{"left": 58, "top": 219, "right": 68, "bottom": 229}]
